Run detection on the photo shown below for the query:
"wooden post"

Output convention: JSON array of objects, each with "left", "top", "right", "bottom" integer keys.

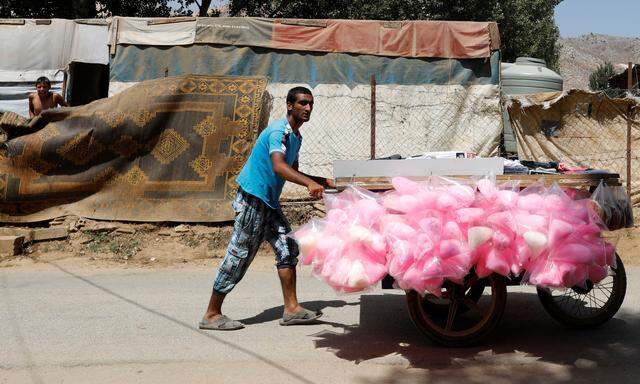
[
  {"left": 627, "top": 62, "right": 633, "bottom": 197},
  {"left": 62, "top": 69, "right": 68, "bottom": 103},
  {"left": 370, "top": 74, "right": 376, "bottom": 160}
]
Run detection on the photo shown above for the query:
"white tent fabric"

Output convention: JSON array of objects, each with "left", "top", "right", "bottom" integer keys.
[
  {"left": 0, "top": 19, "right": 109, "bottom": 117},
  {"left": 0, "top": 19, "right": 109, "bottom": 70},
  {"left": 112, "top": 17, "right": 196, "bottom": 46}
]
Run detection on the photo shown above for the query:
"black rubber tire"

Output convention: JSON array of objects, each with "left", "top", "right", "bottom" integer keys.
[
  {"left": 537, "top": 253, "right": 627, "bottom": 329},
  {"left": 406, "top": 274, "right": 507, "bottom": 347}
]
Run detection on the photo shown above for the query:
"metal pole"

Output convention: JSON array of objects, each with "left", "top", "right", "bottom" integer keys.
[
  {"left": 627, "top": 62, "right": 633, "bottom": 197},
  {"left": 370, "top": 74, "right": 376, "bottom": 160}
]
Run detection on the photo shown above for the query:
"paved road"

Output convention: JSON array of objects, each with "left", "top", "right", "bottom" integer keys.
[{"left": 1, "top": 259, "right": 638, "bottom": 384}]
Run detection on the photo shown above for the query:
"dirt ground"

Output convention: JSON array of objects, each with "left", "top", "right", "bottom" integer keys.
[
  {"left": 1, "top": 203, "right": 639, "bottom": 269},
  {"left": 0, "top": 202, "right": 324, "bottom": 269}
]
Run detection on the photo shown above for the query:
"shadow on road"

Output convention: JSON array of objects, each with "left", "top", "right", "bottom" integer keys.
[{"left": 311, "top": 292, "right": 640, "bottom": 383}]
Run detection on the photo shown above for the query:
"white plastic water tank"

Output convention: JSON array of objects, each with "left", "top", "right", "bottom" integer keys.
[{"left": 501, "top": 57, "right": 563, "bottom": 95}]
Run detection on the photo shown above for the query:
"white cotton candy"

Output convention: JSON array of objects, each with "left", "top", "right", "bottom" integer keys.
[
  {"left": 468, "top": 226, "right": 493, "bottom": 250},
  {"left": 347, "top": 260, "right": 370, "bottom": 289},
  {"left": 496, "top": 190, "right": 519, "bottom": 208},
  {"left": 523, "top": 231, "right": 548, "bottom": 255},
  {"left": 297, "top": 233, "right": 319, "bottom": 256},
  {"left": 348, "top": 225, "right": 374, "bottom": 244},
  {"left": 477, "top": 178, "right": 498, "bottom": 199}
]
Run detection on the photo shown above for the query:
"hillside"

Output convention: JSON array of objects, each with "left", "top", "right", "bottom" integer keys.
[{"left": 558, "top": 34, "right": 640, "bottom": 90}]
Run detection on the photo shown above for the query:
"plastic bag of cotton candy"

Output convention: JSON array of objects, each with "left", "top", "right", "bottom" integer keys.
[
  {"left": 454, "top": 179, "right": 616, "bottom": 288},
  {"left": 290, "top": 176, "right": 618, "bottom": 295},
  {"left": 288, "top": 186, "right": 388, "bottom": 293},
  {"left": 521, "top": 184, "right": 617, "bottom": 288},
  {"left": 381, "top": 177, "right": 478, "bottom": 296},
  {"left": 382, "top": 177, "right": 617, "bottom": 291}
]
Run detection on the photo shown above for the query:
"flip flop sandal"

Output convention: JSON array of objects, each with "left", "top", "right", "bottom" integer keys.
[
  {"left": 199, "top": 315, "right": 245, "bottom": 330},
  {"left": 279, "top": 308, "right": 323, "bottom": 326}
]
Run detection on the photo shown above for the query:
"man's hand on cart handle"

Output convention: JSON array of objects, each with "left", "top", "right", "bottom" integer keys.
[
  {"left": 325, "top": 177, "right": 336, "bottom": 189},
  {"left": 307, "top": 181, "right": 324, "bottom": 199},
  {"left": 271, "top": 152, "right": 333, "bottom": 199}
]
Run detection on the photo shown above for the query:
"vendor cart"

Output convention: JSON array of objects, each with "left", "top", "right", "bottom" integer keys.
[{"left": 334, "top": 172, "right": 629, "bottom": 347}]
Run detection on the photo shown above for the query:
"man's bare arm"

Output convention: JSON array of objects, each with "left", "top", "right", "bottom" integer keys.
[
  {"left": 54, "top": 93, "right": 68, "bottom": 107},
  {"left": 271, "top": 153, "right": 324, "bottom": 198},
  {"left": 292, "top": 160, "right": 335, "bottom": 188},
  {"left": 28, "top": 94, "right": 35, "bottom": 118}
]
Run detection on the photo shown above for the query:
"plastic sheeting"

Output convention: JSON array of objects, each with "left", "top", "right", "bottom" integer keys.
[
  {"left": 113, "top": 17, "right": 196, "bottom": 46},
  {"left": 111, "top": 17, "right": 500, "bottom": 59},
  {"left": 110, "top": 45, "right": 500, "bottom": 86},
  {"left": 0, "top": 19, "right": 109, "bottom": 70}
]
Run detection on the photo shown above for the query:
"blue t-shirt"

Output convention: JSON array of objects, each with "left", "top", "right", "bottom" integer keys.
[{"left": 236, "top": 118, "right": 302, "bottom": 208}]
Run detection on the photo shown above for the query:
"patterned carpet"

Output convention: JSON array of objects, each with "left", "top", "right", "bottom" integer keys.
[{"left": 0, "top": 75, "right": 267, "bottom": 222}]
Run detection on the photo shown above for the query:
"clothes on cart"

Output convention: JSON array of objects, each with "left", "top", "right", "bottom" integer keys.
[{"left": 502, "top": 158, "right": 529, "bottom": 174}]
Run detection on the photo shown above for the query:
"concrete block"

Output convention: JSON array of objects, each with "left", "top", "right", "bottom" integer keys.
[
  {"left": 0, "top": 228, "right": 34, "bottom": 242},
  {"left": 115, "top": 227, "right": 135, "bottom": 234},
  {"left": 32, "top": 227, "right": 69, "bottom": 241},
  {"left": 0, "top": 235, "right": 24, "bottom": 256}
]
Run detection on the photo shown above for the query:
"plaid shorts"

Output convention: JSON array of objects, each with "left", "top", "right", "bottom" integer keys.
[{"left": 212, "top": 188, "right": 299, "bottom": 294}]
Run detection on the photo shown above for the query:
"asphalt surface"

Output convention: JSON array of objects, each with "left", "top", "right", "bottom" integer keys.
[{"left": 1, "top": 259, "right": 638, "bottom": 384}]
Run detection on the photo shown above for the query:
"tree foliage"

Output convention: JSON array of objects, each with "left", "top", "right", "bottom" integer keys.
[
  {"left": 589, "top": 62, "right": 624, "bottom": 98},
  {"left": 0, "top": 0, "right": 178, "bottom": 18},
  {"left": 0, "top": 0, "right": 98, "bottom": 18},
  {"left": 229, "top": 0, "right": 564, "bottom": 69}
]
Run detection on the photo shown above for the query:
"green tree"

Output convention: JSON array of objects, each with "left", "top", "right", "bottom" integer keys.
[
  {"left": 0, "top": 0, "right": 178, "bottom": 18},
  {"left": 589, "top": 62, "right": 624, "bottom": 98},
  {"left": 229, "top": 0, "right": 563, "bottom": 70},
  {"left": 101, "top": 0, "right": 173, "bottom": 17},
  {"left": 0, "top": 0, "right": 97, "bottom": 18},
  {"left": 176, "top": 0, "right": 220, "bottom": 16}
]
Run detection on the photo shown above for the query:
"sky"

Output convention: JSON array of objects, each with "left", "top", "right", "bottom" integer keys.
[{"left": 555, "top": 0, "right": 640, "bottom": 37}]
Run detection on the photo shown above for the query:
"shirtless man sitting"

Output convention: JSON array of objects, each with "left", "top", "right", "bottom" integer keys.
[{"left": 28, "top": 76, "right": 67, "bottom": 118}]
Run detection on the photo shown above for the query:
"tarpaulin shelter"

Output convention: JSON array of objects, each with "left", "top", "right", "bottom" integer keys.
[
  {"left": 0, "top": 18, "right": 110, "bottom": 117},
  {"left": 108, "top": 17, "right": 503, "bottom": 177},
  {"left": 507, "top": 90, "right": 640, "bottom": 204}
]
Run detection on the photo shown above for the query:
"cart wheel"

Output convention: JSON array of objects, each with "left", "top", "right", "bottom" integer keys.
[
  {"left": 406, "top": 274, "right": 507, "bottom": 347},
  {"left": 537, "top": 253, "right": 627, "bottom": 328},
  {"left": 421, "top": 281, "right": 485, "bottom": 316}
]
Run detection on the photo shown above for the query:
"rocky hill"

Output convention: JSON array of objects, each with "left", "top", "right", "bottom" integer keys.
[{"left": 559, "top": 34, "right": 640, "bottom": 90}]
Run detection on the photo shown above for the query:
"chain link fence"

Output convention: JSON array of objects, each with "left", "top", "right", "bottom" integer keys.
[
  {"left": 268, "top": 82, "right": 503, "bottom": 199},
  {"left": 374, "top": 85, "right": 502, "bottom": 160}
]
